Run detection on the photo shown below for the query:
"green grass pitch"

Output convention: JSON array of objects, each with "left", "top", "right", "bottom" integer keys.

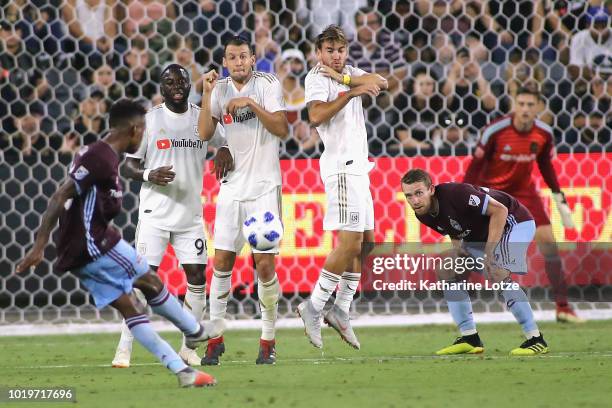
[{"left": 2, "top": 320, "right": 611, "bottom": 408}]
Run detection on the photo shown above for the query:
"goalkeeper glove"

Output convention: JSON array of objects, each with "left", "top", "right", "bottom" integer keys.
[{"left": 552, "top": 192, "right": 575, "bottom": 229}]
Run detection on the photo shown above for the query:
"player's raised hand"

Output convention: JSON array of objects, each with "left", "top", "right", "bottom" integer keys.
[
  {"left": 349, "top": 83, "right": 381, "bottom": 98},
  {"left": 213, "top": 146, "right": 234, "bottom": 180},
  {"left": 16, "top": 246, "right": 44, "bottom": 274},
  {"left": 148, "top": 165, "right": 175, "bottom": 186},
  {"left": 318, "top": 65, "right": 343, "bottom": 83},
  {"left": 225, "top": 97, "right": 253, "bottom": 116},
  {"left": 201, "top": 70, "right": 219, "bottom": 94}
]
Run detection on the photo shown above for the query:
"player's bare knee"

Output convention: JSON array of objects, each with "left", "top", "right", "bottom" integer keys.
[
  {"left": 253, "top": 255, "right": 275, "bottom": 281},
  {"left": 214, "top": 250, "right": 235, "bottom": 271},
  {"left": 183, "top": 264, "right": 206, "bottom": 285}
]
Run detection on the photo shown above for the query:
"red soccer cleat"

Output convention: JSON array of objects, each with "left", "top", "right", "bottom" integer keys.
[
  {"left": 177, "top": 368, "right": 217, "bottom": 388},
  {"left": 556, "top": 304, "right": 585, "bottom": 323}
]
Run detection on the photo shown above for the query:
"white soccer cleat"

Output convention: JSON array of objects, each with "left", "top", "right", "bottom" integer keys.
[
  {"left": 111, "top": 347, "right": 132, "bottom": 368},
  {"left": 184, "top": 319, "right": 226, "bottom": 349},
  {"left": 296, "top": 299, "right": 323, "bottom": 349},
  {"left": 179, "top": 346, "right": 202, "bottom": 366},
  {"left": 324, "top": 304, "right": 361, "bottom": 350}
]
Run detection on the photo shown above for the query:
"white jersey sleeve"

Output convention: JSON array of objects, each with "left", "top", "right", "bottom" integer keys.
[
  {"left": 305, "top": 69, "right": 330, "bottom": 104},
  {"left": 263, "top": 78, "right": 286, "bottom": 113}
]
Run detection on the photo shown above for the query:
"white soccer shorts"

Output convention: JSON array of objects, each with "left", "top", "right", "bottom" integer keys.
[
  {"left": 464, "top": 219, "right": 536, "bottom": 275},
  {"left": 323, "top": 173, "right": 374, "bottom": 232},
  {"left": 135, "top": 222, "right": 208, "bottom": 267},
  {"left": 214, "top": 185, "right": 282, "bottom": 254}
]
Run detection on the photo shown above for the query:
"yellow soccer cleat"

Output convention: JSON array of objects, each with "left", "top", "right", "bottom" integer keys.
[
  {"left": 510, "top": 334, "right": 549, "bottom": 356},
  {"left": 436, "top": 333, "right": 484, "bottom": 355}
]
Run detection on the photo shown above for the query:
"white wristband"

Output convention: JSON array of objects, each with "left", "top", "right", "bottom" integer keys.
[{"left": 143, "top": 169, "right": 151, "bottom": 182}]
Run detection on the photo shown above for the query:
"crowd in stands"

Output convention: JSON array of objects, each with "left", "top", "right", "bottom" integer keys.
[{"left": 1, "top": 0, "right": 610, "bottom": 165}]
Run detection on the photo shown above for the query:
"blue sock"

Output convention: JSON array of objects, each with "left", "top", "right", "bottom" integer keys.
[
  {"left": 148, "top": 286, "right": 200, "bottom": 336},
  {"left": 502, "top": 284, "right": 539, "bottom": 336},
  {"left": 126, "top": 314, "right": 187, "bottom": 374},
  {"left": 443, "top": 289, "right": 476, "bottom": 335}
]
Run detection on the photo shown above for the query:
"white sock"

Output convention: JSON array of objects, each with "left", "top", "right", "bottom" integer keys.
[
  {"left": 334, "top": 272, "right": 360, "bottom": 314},
  {"left": 310, "top": 269, "right": 340, "bottom": 313},
  {"left": 115, "top": 288, "right": 147, "bottom": 352},
  {"left": 209, "top": 269, "right": 232, "bottom": 321},
  {"left": 180, "top": 283, "right": 207, "bottom": 349},
  {"left": 184, "top": 283, "right": 207, "bottom": 321},
  {"left": 258, "top": 274, "right": 280, "bottom": 341}
]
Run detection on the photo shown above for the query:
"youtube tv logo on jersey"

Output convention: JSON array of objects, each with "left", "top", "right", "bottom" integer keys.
[
  {"left": 223, "top": 114, "right": 233, "bottom": 124},
  {"left": 156, "top": 139, "right": 171, "bottom": 149}
]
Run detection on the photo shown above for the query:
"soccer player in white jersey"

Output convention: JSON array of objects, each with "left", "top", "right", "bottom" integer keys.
[
  {"left": 297, "top": 25, "right": 388, "bottom": 349},
  {"left": 197, "top": 36, "right": 289, "bottom": 365},
  {"left": 111, "top": 64, "right": 232, "bottom": 367}
]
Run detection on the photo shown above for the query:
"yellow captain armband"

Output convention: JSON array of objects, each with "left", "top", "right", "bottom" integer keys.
[{"left": 342, "top": 74, "right": 351, "bottom": 86}]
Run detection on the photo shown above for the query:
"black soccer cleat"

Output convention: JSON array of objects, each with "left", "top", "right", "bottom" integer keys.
[
  {"left": 255, "top": 339, "right": 276, "bottom": 365},
  {"left": 201, "top": 336, "right": 225, "bottom": 366}
]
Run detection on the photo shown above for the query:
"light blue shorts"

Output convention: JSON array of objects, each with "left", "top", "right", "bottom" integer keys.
[
  {"left": 74, "top": 239, "right": 149, "bottom": 309},
  {"left": 464, "top": 219, "right": 536, "bottom": 275}
]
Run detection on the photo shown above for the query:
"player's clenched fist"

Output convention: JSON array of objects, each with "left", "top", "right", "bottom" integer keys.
[
  {"left": 225, "top": 97, "right": 253, "bottom": 116},
  {"left": 147, "top": 165, "right": 175, "bottom": 186},
  {"left": 201, "top": 70, "right": 218, "bottom": 93}
]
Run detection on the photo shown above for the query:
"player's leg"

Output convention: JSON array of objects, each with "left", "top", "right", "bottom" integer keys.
[
  {"left": 435, "top": 250, "right": 482, "bottom": 355},
  {"left": 323, "top": 228, "right": 373, "bottom": 350},
  {"left": 76, "top": 240, "right": 216, "bottom": 387},
  {"left": 517, "top": 192, "right": 582, "bottom": 322},
  {"left": 202, "top": 190, "right": 241, "bottom": 365},
  {"left": 489, "top": 220, "right": 548, "bottom": 355},
  {"left": 297, "top": 173, "right": 368, "bottom": 348},
  {"left": 252, "top": 252, "right": 279, "bottom": 364},
  {"left": 171, "top": 225, "right": 209, "bottom": 365},
  {"left": 245, "top": 186, "right": 282, "bottom": 363},
  {"left": 298, "top": 230, "right": 364, "bottom": 348},
  {"left": 535, "top": 225, "right": 584, "bottom": 323},
  {"left": 110, "top": 293, "right": 216, "bottom": 387},
  {"left": 112, "top": 223, "right": 168, "bottom": 368}
]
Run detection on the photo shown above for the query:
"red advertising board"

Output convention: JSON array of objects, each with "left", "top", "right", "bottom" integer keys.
[{"left": 157, "top": 153, "right": 612, "bottom": 294}]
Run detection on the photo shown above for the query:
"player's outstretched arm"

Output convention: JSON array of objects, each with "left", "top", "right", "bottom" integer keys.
[
  {"left": 226, "top": 97, "right": 289, "bottom": 139},
  {"left": 308, "top": 84, "right": 381, "bottom": 127},
  {"left": 16, "top": 179, "right": 78, "bottom": 273},
  {"left": 318, "top": 65, "right": 388, "bottom": 90},
  {"left": 198, "top": 70, "right": 219, "bottom": 141}
]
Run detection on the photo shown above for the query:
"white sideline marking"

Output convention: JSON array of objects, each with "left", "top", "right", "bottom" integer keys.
[
  {"left": 1, "top": 309, "right": 612, "bottom": 337},
  {"left": 7, "top": 351, "right": 612, "bottom": 370}
]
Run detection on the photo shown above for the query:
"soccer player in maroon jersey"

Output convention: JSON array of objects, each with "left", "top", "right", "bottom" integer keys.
[
  {"left": 464, "top": 84, "right": 583, "bottom": 323},
  {"left": 16, "top": 100, "right": 222, "bottom": 387},
  {"left": 402, "top": 169, "right": 549, "bottom": 356}
]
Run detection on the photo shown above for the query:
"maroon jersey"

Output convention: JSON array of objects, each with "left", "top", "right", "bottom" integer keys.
[
  {"left": 416, "top": 183, "right": 533, "bottom": 242},
  {"left": 463, "top": 115, "right": 561, "bottom": 194},
  {"left": 55, "top": 141, "right": 123, "bottom": 272}
]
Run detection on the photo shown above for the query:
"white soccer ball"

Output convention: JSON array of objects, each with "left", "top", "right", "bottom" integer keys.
[{"left": 242, "top": 211, "right": 284, "bottom": 251}]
